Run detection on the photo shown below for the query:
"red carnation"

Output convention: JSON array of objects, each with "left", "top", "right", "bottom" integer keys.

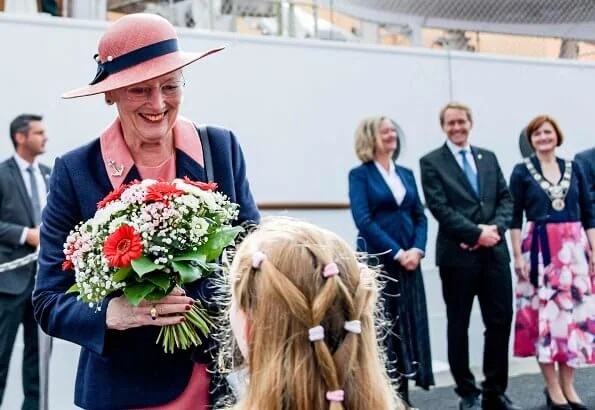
[
  {"left": 62, "top": 259, "right": 74, "bottom": 271},
  {"left": 103, "top": 225, "right": 143, "bottom": 267},
  {"left": 97, "top": 184, "right": 128, "bottom": 209},
  {"left": 145, "top": 182, "right": 185, "bottom": 203},
  {"left": 183, "top": 176, "right": 218, "bottom": 191}
]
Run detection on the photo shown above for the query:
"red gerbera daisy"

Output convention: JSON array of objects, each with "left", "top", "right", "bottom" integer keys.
[
  {"left": 145, "top": 182, "right": 185, "bottom": 203},
  {"left": 62, "top": 259, "right": 74, "bottom": 271},
  {"left": 183, "top": 176, "right": 218, "bottom": 191},
  {"left": 103, "top": 225, "right": 143, "bottom": 267},
  {"left": 97, "top": 183, "right": 128, "bottom": 209}
]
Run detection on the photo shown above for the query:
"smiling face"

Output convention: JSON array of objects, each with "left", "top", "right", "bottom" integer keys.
[
  {"left": 530, "top": 121, "right": 558, "bottom": 154},
  {"left": 374, "top": 118, "right": 398, "bottom": 158},
  {"left": 442, "top": 108, "right": 472, "bottom": 147},
  {"left": 107, "top": 71, "right": 184, "bottom": 145}
]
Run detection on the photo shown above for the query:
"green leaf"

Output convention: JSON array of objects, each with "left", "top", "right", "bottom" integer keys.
[
  {"left": 123, "top": 282, "right": 156, "bottom": 306},
  {"left": 131, "top": 256, "right": 164, "bottom": 277},
  {"left": 66, "top": 283, "right": 80, "bottom": 294},
  {"left": 112, "top": 266, "right": 132, "bottom": 282},
  {"left": 144, "top": 287, "right": 168, "bottom": 301},
  {"left": 198, "top": 226, "right": 244, "bottom": 262},
  {"left": 146, "top": 271, "right": 172, "bottom": 291},
  {"left": 172, "top": 252, "right": 207, "bottom": 264},
  {"left": 172, "top": 261, "right": 202, "bottom": 283}
]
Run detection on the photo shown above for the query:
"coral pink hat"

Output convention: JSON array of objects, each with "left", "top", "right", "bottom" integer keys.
[{"left": 62, "top": 13, "right": 223, "bottom": 99}]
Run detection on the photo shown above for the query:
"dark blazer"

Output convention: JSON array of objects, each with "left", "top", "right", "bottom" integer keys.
[
  {"left": 419, "top": 144, "right": 513, "bottom": 267},
  {"left": 0, "top": 157, "right": 51, "bottom": 295},
  {"left": 574, "top": 147, "right": 595, "bottom": 209},
  {"left": 349, "top": 162, "right": 427, "bottom": 258},
  {"left": 32, "top": 126, "right": 259, "bottom": 410}
]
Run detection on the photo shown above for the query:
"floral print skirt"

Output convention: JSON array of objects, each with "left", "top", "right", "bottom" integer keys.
[{"left": 513, "top": 221, "right": 595, "bottom": 367}]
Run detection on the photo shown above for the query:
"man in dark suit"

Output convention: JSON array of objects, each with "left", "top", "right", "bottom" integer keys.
[
  {"left": 420, "top": 103, "right": 520, "bottom": 410},
  {"left": 574, "top": 147, "right": 595, "bottom": 212},
  {"left": 0, "top": 114, "right": 51, "bottom": 410}
]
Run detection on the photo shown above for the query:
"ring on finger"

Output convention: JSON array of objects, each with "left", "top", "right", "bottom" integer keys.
[{"left": 150, "top": 305, "right": 158, "bottom": 320}]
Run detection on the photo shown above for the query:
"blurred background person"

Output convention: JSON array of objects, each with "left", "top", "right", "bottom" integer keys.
[
  {"left": 0, "top": 114, "right": 50, "bottom": 410},
  {"left": 510, "top": 115, "right": 595, "bottom": 410},
  {"left": 226, "top": 216, "right": 403, "bottom": 410},
  {"left": 348, "top": 116, "right": 434, "bottom": 408},
  {"left": 574, "top": 147, "right": 595, "bottom": 214},
  {"left": 420, "top": 103, "right": 519, "bottom": 410}
]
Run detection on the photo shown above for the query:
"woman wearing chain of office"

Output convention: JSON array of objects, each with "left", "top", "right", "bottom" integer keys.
[{"left": 509, "top": 115, "right": 595, "bottom": 410}]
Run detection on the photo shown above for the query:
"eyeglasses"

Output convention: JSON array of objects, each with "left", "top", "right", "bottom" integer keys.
[{"left": 124, "top": 79, "right": 185, "bottom": 102}]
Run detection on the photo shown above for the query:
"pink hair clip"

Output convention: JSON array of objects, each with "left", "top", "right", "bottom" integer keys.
[
  {"left": 251, "top": 251, "right": 266, "bottom": 269},
  {"left": 326, "top": 390, "right": 345, "bottom": 402},
  {"left": 322, "top": 262, "right": 339, "bottom": 278},
  {"left": 308, "top": 325, "right": 325, "bottom": 342},
  {"left": 344, "top": 320, "right": 362, "bottom": 334}
]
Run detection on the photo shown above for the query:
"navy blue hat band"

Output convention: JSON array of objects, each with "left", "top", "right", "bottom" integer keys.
[{"left": 89, "top": 38, "right": 179, "bottom": 85}]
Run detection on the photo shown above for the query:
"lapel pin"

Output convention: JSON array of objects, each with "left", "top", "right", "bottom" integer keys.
[
  {"left": 107, "top": 159, "right": 124, "bottom": 177},
  {"left": 477, "top": 154, "right": 483, "bottom": 160}
]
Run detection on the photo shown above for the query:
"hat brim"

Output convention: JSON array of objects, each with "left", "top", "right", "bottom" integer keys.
[{"left": 62, "top": 46, "right": 224, "bottom": 99}]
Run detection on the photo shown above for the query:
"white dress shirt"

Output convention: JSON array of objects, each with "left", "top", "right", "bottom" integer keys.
[
  {"left": 374, "top": 160, "right": 424, "bottom": 262},
  {"left": 374, "top": 160, "right": 406, "bottom": 206},
  {"left": 446, "top": 138, "right": 477, "bottom": 174},
  {"left": 14, "top": 154, "right": 47, "bottom": 244}
]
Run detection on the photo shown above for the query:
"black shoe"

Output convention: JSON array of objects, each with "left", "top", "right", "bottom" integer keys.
[
  {"left": 566, "top": 401, "right": 588, "bottom": 410},
  {"left": 481, "top": 393, "right": 522, "bottom": 410},
  {"left": 460, "top": 395, "right": 481, "bottom": 410},
  {"left": 544, "top": 388, "right": 572, "bottom": 410}
]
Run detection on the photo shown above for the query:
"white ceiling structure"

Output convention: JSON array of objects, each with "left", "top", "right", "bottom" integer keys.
[{"left": 332, "top": 0, "right": 595, "bottom": 41}]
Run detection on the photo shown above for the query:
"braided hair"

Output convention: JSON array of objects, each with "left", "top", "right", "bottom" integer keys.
[{"left": 228, "top": 217, "right": 401, "bottom": 410}]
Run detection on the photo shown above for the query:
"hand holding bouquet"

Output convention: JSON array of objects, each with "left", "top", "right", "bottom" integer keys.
[{"left": 62, "top": 177, "right": 242, "bottom": 353}]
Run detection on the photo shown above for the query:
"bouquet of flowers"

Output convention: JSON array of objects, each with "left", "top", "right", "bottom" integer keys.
[{"left": 62, "top": 177, "right": 242, "bottom": 353}]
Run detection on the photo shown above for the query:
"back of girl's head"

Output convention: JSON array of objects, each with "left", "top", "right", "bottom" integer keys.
[{"left": 229, "top": 217, "right": 400, "bottom": 410}]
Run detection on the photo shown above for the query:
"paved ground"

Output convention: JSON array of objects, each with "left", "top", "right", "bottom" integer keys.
[{"left": 410, "top": 367, "right": 595, "bottom": 410}]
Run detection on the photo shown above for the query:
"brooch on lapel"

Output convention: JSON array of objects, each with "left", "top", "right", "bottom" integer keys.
[
  {"left": 107, "top": 159, "right": 124, "bottom": 177},
  {"left": 477, "top": 153, "right": 483, "bottom": 160}
]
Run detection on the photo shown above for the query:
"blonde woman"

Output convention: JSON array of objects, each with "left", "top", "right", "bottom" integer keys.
[
  {"left": 348, "top": 117, "right": 434, "bottom": 407},
  {"left": 225, "top": 217, "right": 403, "bottom": 410}
]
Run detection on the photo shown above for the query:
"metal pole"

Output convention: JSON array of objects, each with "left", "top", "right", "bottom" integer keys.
[
  {"left": 208, "top": 0, "right": 215, "bottom": 30},
  {"left": 231, "top": 0, "right": 237, "bottom": 32},
  {"left": 312, "top": 0, "right": 319, "bottom": 39},
  {"left": 62, "top": 0, "right": 68, "bottom": 17},
  {"left": 287, "top": 0, "right": 295, "bottom": 37},
  {"left": 276, "top": 0, "right": 283, "bottom": 36}
]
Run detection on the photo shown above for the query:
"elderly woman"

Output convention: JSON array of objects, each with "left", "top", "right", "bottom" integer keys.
[
  {"left": 32, "top": 13, "right": 259, "bottom": 410},
  {"left": 348, "top": 117, "right": 434, "bottom": 408},
  {"left": 510, "top": 115, "right": 594, "bottom": 410}
]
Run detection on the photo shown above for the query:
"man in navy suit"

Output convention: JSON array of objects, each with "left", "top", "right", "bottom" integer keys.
[
  {"left": 420, "top": 103, "right": 520, "bottom": 410},
  {"left": 0, "top": 114, "right": 51, "bottom": 410},
  {"left": 574, "top": 147, "right": 595, "bottom": 213}
]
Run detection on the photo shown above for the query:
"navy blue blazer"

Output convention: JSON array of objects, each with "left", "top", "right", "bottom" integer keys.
[
  {"left": 32, "top": 126, "right": 259, "bottom": 410},
  {"left": 348, "top": 162, "right": 427, "bottom": 258}
]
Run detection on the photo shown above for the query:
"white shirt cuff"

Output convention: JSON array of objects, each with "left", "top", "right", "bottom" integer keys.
[
  {"left": 394, "top": 249, "right": 403, "bottom": 261},
  {"left": 20, "top": 227, "right": 28, "bottom": 245}
]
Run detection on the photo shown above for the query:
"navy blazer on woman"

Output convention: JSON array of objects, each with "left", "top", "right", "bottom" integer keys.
[
  {"left": 32, "top": 126, "right": 259, "bottom": 410},
  {"left": 349, "top": 162, "right": 427, "bottom": 258}
]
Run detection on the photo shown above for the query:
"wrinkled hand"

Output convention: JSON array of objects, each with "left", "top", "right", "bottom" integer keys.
[
  {"left": 399, "top": 249, "right": 422, "bottom": 271},
  {"left": 26, "top": 228, "right": 40, "bottom": 247},
  {"left": 514, "top": 256, "right": 529, "bottom": 281},
  {"left": 477, "top": 225, "right": 501, "bottom": 248},
  {"left": 106, "top": 287, "right": 193, "bottom": 331}
]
